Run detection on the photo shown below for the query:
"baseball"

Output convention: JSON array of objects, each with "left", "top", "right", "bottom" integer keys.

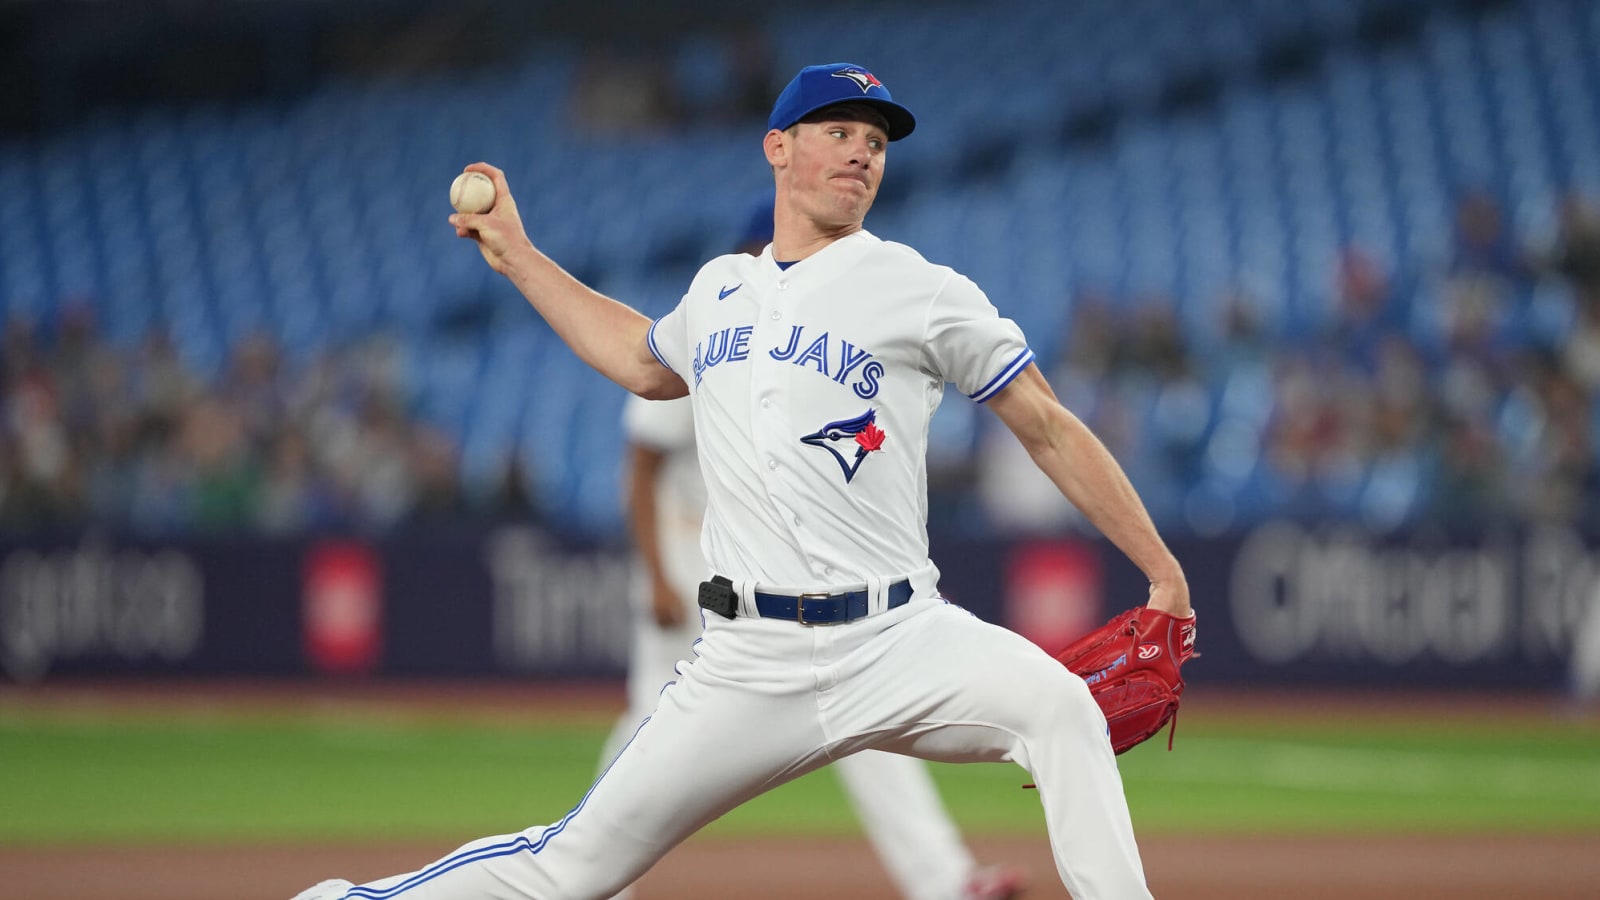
[{"left": 450, "top": 171, "right": 496, "bottom": 214}]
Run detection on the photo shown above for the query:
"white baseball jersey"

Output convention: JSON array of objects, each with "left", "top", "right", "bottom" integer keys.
[
  {"left": 647, "top": 229, "right": 1035, "bottom": 594},
  {"left": 606, "top": 393, "right": 987, "bottom": 900}
]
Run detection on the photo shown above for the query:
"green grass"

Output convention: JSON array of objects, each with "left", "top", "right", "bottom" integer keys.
[
  {"left": 2, "top": 705, "right": 1596, "bottom": 845},
  {"left": 1120, "top": 737, "right": 1600, "bottom": 833}
]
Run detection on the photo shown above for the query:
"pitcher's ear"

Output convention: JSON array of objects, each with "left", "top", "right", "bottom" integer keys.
[{"left": 764, "top": 129, "right": 788, "bottom": 168}]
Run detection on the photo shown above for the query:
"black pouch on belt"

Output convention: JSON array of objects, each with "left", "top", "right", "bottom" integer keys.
[{"left": 697, "top": 577, "right": 739, "bottom": 619}]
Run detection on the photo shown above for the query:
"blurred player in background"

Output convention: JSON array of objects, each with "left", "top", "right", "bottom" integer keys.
[
  {"left": 599, "top": 202, "right": 1026, "bottom": 900},
  {"left": 1573, "top": 585, "right": 1600, "bottom": 708}
]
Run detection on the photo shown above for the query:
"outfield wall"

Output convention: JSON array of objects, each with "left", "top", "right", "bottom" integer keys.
[{"left": 2, "top": 523, "right": 1595, "bottom": 689}]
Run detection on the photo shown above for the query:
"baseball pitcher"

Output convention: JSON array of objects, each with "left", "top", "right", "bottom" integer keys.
[
  {"left": 297, "top": 61, "right": 1192, "bottom": 900},
  {"left": 603, "top": 393, "right": 1024, "bottom": 899}
]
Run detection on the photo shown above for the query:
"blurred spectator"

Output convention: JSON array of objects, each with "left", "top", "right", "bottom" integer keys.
[
  {"left": 180, "top": 397, "right": 259, "bottom": 533},
  {"left": 2, "top": 316, "right": 41, "bottom": 384},
  {"left": 1449, "top": 189, "right": 1534, "bottom": 286},
  {"left": 408, "top": 425, "right": 469, "bottom": 525},
  {"left": 2, "top": 328, "right": 82, "bottom": 528},
  {"left": 220, "top": 331, "right": 289, "bottom": 451},
  {"left": 571, "top": 45, "right": 683, "bottom": 133},
  {"left": 986, "top": 293, "right": 1127, "bottom": 535},
  {"left": 1541, "top": 191, "right": 1600, "bottom": 312},
  {"left": 1358, "top": 337, "right": 1431, "bottom": 531},
  {"left": 1331, "top": 243, "right": 1406, "bottom": 370},
  {"left": 672, "top": 27, "right": 778, "bottom": 126},
  {"left": 1542, "top": 192, "right": 1600, "bottom": 398},
  {"left": 343, "top": 393, "right": 419, "bottom": 532},
  {"left": 1050, "top": 291, "right": 1120, "bottom": 389},
  {"left": 1559, "top": 308, "right": 1600, "bottom": 393},
  {"left": 1124, "top": 298, "right": 1211, "bottom": 486},
  {"left": 1517, "top": 361, "right": 1597, "bottom": 526},
  {"left": 1429, "top": 414, "right": 1510, "bottom": 528},
  {"left": 486, "top": 453, "right": 540, "bottom": 521},
  {"left": 1262, "top": 353, "right": 1342, "bottom": 489},
  {"left": 256, "top": 428, "right": 332, "bottom": 535},
  {"left": 723, "top": 28, "right": 780, "bottom": 121},
  {"left": 1216, "top": 287, "right": 1269, "bottom": 364},
  {"left": 1112, "top": 295, "right": 1188, "bottom": 384},
  {"left": 51, "top": 305, "right": 110, "bottom": 435},
  {"left": 1436, "top": 191, "right": 1534, "bottom": 367},
  {"left": 133, "top": 326, "right": 199, "bottom": 430}
]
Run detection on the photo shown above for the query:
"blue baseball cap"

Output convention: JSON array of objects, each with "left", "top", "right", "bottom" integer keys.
[{"left": 767, "top": 63, "right": 916, "bottom": 141}]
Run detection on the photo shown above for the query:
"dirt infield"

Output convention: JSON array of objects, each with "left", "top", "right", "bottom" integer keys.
[
  {"left": 4, "top": 680, "right": 1598, "bottom": 899},
  {"left": 5, "top": 833, "right": 1599, "bottom": 899}
]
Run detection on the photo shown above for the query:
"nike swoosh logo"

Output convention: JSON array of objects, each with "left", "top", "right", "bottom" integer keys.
[{"left": 718, "top": 284, "right": 741, "bottom": 300}]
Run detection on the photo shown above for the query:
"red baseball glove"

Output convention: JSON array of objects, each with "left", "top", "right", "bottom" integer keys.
[{"left": 1055, "top": 606, "right": 1197, "bottom": 754}]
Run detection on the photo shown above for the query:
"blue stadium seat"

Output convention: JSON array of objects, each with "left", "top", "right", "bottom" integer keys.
[{"left": 4, "top": 0, "right": 1598, "bottom": 537}]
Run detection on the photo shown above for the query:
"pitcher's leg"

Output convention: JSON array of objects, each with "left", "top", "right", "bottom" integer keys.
[
  {"left": 599, "top": 615, "right": 699, "bottom": 770},
  {"left": 834, "top": 750, "right": 977, "bottom": 900},
  {"left": 1019, "top": 668, "right": 1150, "bottom": 899},
  {"left": 598, "top": 617, "right": 702, "bottom": 900},
  {"left": 832, "top": 604, "right": 1150, "bottom": 900},
  {"left": 336, "top": 667, "right": 826, "bottom": 899}
]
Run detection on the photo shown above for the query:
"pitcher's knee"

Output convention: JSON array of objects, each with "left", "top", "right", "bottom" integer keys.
[{"left": 1032, "top": 664, "right": 1104, "bottom": 731}]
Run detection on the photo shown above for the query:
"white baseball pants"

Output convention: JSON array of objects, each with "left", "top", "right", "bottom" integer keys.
[
  {"left": 330, "top": 598, "right": 1151, "bottom": 900},
  {"left": 598, "top": 607, "right": 980, "bottom": 900}
]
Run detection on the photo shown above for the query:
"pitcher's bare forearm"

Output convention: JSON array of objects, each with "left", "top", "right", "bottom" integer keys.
[
  {"left": 499, "top": 243, "right": 685, "bottom": 399},
  {"left": 448, "top": 162, "right": 687, "bottom": 400},
  {"left": 989, "top": 366, "right": 1189, "bottom": 614}
]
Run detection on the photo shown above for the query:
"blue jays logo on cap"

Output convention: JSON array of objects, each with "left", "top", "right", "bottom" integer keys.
[
  {"left": 831, "top": 68, "right": 883, "bottom": 92},
  {"left": 800, "top": 408, "right": 888, "bottom": 483},
  {"left": 768, "top": 63, "right": 917, "bottom": 141}
]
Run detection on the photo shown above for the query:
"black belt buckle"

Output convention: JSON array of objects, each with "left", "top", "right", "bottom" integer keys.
[{"left": 698, "top": 578, "right": 739, "bottom": 619}]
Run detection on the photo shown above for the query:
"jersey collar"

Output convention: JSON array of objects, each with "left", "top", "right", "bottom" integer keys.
[{"left": 760, "top": 229, "right": 877, "bottom": 280}]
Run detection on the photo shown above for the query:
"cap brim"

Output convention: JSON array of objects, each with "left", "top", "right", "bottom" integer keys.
[{"left": 788, "top": 98, "right": 917, "bottom": 141}]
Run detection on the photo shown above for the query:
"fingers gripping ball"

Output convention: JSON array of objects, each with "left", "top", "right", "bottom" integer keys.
[{"left": 450, "top": 171, "right": 496, "bottom": 214}]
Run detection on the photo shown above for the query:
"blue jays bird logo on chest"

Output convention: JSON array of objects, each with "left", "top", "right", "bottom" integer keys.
[{"left": 801, "top": 408, "right": 887, "bottom": 483}]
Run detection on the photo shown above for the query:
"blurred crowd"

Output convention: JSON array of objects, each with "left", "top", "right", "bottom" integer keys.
[
  {"left": 4, "top": 188, "right": 1599, "bottom": 540},
  {"left": 979, "top": 187, "right": 1600, "bottom": 536},
  {"left": 569, "top": 27, "right": 778, "bottom": 134},
  {"left": 0, "top": 316, "right": 538, "bottom": 536}
]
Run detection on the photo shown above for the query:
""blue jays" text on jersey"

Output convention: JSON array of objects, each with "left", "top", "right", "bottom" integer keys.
[{"left": 693, "top": 324, "right": 884, "bottom": 398}]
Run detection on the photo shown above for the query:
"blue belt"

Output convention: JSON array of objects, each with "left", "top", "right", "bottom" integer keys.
[{"left": 709, "top": 575, "right": 913, "bottom": 625}]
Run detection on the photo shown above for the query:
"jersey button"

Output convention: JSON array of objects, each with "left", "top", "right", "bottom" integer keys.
[
  {"left": 767, "top": 459, "right": 778, "bottom": 470},
  {"left": 770, "top": 310, "right": 781, "bottom": 320},
  {"left": 761, "top": 398, "right": 771, "bottom": 408},
  {"left": 776, "top": 281, "right": 788, "bottom": 291}
]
